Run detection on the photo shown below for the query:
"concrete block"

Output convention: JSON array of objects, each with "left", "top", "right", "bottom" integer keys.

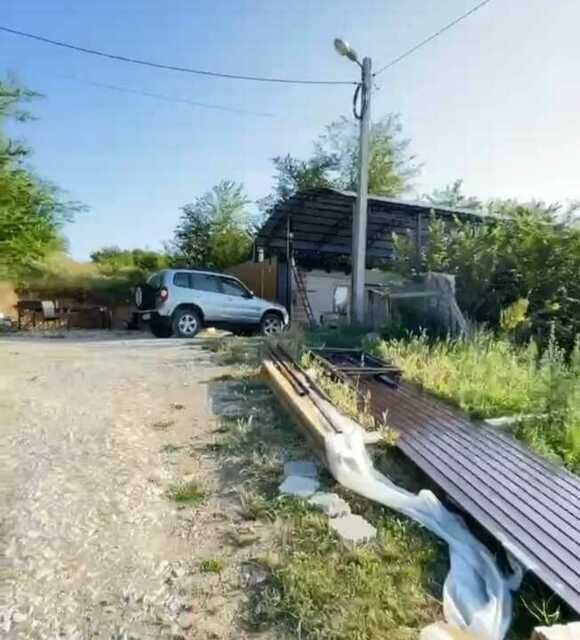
[
  {"left": 420, "top": 622, "right": 483, "bottom": 639},
  {"left": 283, "top": 460, "right": 318, "bottom": 478},
  {"left": 308, "top": 492, "right": 351, "bottom": 518},
  {"left": 329, "top": 514, "right": 377, "bottom": 544},
  {"left": 279, "top": 475, "right": 320, "bottom": 497},
  {"left": 532, "top": 622, "right": 580, "bottom": 640}
]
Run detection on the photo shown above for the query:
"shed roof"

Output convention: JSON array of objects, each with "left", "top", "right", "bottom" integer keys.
[{"left": 257, "top": 187, "right": 486, "bottom": 259}]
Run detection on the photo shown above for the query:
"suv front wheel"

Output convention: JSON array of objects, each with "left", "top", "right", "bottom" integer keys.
[
  {"left": 172, "top": 308, "right": 201, "bottom": 338},
  {"left": 260, "top": 312, "right": 283, "bottom": 336}
]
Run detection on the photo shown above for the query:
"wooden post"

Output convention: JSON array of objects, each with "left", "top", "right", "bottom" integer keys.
[
  {"left": 415, "top": 211, "right": 423, "bottom": 273},
  {"left": 286, "top": 214, "right": 293, "bottom": 320}
]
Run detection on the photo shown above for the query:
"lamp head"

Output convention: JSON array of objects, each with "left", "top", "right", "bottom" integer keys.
[{"left": 334, "top": 38, "right": 359, "bottom": 63}]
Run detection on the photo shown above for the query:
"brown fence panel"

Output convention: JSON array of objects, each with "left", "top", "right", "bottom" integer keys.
[{"left": 226, "top": 262, "right": 278, "bottom": 302}]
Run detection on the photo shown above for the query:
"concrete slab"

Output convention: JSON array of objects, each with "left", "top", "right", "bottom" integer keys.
[
  {"left": 532, "top": 622, "right": 580, "bottom": 640},
  {"left": 283, "top": 460, "right": 318, "bottom": 478},
  {"left": 308, "top": 492, "right": 351, "bottom": 518},
  {"left": 329, "top": 514, "right": 377, "bottom": 544},
  {"left": 279, "top": 475, "right": 320, "bottom": 498}
]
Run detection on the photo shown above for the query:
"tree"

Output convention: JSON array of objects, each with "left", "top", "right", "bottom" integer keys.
[
  {"left": 263, "top": 114, "right": 420, "bottom": 211},
  {"left": 259, "top": 154, "right": 333, "bottom": 211},
  {"left": 424, "top": 179, "right": 482, "bottom": 210},
  {"left": 393, "top": 196, "right": 580, "bottom": 348},
  {"left": 169, "top": 180, "right": 254, "bottom": 269},
  {"left": 314, "top": 114, "right": 421, "bottom": 196},
  {"left": 0, "top": 79, "right": 80, "bottom": 280},
  {"left": 90, "top": 247, "right": 168, "bottom": 275}
]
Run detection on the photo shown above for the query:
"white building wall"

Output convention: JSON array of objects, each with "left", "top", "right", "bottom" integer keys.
[{"left": 302, "top": 269, "right": 405, "bottom": 323}]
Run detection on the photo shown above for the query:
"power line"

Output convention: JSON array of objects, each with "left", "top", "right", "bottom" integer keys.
[
  {"left": 0, "top": 25, "right": 356, "bottom": 86},
  {"left": 374, "top": 0, "right": 493, "bottom": 77},
  {"left": 57, "top": 74, "right": 276, "bottom": 117}
]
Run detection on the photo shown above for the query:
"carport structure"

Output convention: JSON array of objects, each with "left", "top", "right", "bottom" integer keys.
[{"left": 256, "top": 187, "right": 486, "bottom": 262}]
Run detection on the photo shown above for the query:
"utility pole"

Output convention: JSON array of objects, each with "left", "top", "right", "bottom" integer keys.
[
  {"left": 334, "top": 39, "right": 372, "bottom": 325},
  {"left": 351, "top": 56, "right": 372, "bottom": 324}
]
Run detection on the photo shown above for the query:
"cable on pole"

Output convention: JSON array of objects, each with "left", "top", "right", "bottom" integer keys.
[
  {"left": 56, "top": 75, "right": 276, "bottom": 117},
  {"left": 0, "top": 25, "right": 356, "bottom": 86},
  {"left": 374, "top": 0, "right": 493, "bottom": 77}
]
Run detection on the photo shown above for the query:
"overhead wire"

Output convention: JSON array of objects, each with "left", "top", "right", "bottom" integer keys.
[
  {"left": 0, "top": 25, "right": 356, "bottom": 86},
  {"left": 56, "top": 74, "right": 276, "bottom": 117},
  {"left": 374, "top": 0, "right": 493, "bottom": 77}
]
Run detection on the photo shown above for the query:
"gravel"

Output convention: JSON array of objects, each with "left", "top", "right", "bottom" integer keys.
[{"left": 0, "top": 335, "right": 241, "bottom": 639}]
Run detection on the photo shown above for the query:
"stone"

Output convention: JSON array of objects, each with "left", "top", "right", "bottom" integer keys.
[
  {"left": 283, "top": 460, "right": 318, "bottom": 478},
  {"left": 240, "top": 561, "right": 270, "bottom": 588},
  {"left": 329, "top": 514, "right": 377, "bottom": 544},
  {"left": 279, "top": 475, "right": 319, "bottom": 497},
  {"left": 308, "top": 492, "right": 351, "bottom": 518},
  {"left": 177, "top": 611, "right": 195, "bottom": 630},
  {"left": 532, "top": 622, "right": 580, "bottom": 640}
]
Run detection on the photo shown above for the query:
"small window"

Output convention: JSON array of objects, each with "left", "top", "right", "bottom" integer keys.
[
  {"left": 190, "top": 273, "right": 221, "bottom": 293},
  {"left": 220, "top": 278, "right": 248, "bottom": 297},
  {"left": 173, "top": 272, "right": 190, "bottom": 288}
]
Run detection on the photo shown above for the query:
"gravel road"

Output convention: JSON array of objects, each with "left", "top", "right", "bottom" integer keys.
[{"left": 0, "top": 334, "right": 256, "bottom": 639}]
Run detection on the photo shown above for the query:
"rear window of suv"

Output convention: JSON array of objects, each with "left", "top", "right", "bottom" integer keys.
[
  {"left": 191, "top": 273, "right": 221, "bottom": 293},
  {"left": 173, "top": 272, "right": 190, "bottom": 288},
  {"left": 147, "top": 273, "right": 163, "bottom": 289}
]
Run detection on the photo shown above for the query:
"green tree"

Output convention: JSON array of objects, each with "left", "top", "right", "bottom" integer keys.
[
  {"left": 393, "top": 196, "right": 580, "bottom": 348},
  {"left": 260, "top": 154, "right": 333, "bottom": 210},
  {"left": 424, "top": 179, "right": 482, "bottom": 210},
  {"left": 0, "top": 80, "right": 80, "bottom": 280},
  {"left": 263, "top": 113, "right": 421, "bottom": 210},
  {"left": 169, "top": 180, "right": 254, "bottom": 269},
  {"left": 90, "top": 246, "right": 168, "bottom": 275},
  {"left": 315, "top": 114, "right": 421, "bottom": 196}
]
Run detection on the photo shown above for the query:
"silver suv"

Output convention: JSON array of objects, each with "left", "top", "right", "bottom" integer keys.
[{"left": 135, "top": 269, "right": 289, "bottom": 338}]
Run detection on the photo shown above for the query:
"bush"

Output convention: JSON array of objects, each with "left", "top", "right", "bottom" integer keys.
[{"left": 393, "top": 202, "right": 580, "bottom": 350}]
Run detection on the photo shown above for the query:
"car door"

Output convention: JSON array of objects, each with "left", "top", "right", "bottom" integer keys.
[
  {"left": 189, "top": 273, "right": 224, "bottom": 322},
  {"left": 218, "top": 277, "right": 262, "bottom": 324}
]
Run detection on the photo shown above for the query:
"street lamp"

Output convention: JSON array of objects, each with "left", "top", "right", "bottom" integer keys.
[
  {"left": 334, "top": 38, "right": 372, "bottom": 325},
  {"left": 333, "top": 38, "right": 360, "bottom": 64}
]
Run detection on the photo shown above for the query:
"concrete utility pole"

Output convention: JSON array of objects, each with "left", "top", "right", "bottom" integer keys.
[
  {"left": 334, "top": 39, "right": 372, "bottom": 325},
  {"left": 351, "top": 56, "right": 372, "bottom": 324}
]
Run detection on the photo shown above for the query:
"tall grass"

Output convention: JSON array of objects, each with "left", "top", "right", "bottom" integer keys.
[{"left": 371, "top": 331, "right": 580, "bottom": 473}]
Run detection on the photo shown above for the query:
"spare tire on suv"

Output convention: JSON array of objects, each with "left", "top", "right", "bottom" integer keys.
[{"left": 135, "top": 282, "right": 158, "bottom": 310}]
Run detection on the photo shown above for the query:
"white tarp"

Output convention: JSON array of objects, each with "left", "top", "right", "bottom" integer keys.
[{"left": 318, "top": 397, "right": 523, "bottom": 640}]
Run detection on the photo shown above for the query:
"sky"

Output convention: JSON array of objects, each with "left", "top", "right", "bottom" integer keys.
[{"left": 1, "top": 0, "right": 579, "bottom": 260}]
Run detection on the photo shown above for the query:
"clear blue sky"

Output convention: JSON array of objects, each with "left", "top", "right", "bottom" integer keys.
[{"left": 2, "top": 0, "right": 579, "bottom": 260}]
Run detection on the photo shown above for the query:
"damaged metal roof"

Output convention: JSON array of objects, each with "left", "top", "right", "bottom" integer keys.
[{"left": 257, "top": 187, "right": 487, "bottom": 259}]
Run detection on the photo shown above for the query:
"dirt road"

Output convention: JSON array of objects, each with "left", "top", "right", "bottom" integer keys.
[{"left": 0, "top": 334, "right": 265, "bottom": 639}]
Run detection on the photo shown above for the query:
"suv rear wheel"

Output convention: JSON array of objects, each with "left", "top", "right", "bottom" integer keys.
[
  {"left": 150, "top": 321, "right": 172, "bottom": 338},
  {"left": 172, "top": 308, "right": 201, "bottom": 338},
  {"left": 261, "top": 312, "right": 283, "bottom": 336}
]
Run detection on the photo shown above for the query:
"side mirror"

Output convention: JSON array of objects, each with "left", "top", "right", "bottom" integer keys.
[{"left": 247, "top": 290, "right": 255, "bottom": 298}]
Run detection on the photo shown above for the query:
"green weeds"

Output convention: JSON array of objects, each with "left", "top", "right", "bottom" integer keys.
[
  {"left": 248, "top": 513, "right": 445, "bottom": 640},
  {"left": 199, "top": 558, "right": 226, "bottom": 574},
  {"left": 372, "top": 331, "right": 580, "bottom": 472},
  {"left": 165, "top": 480, "right": 206, "bottom": 504}
]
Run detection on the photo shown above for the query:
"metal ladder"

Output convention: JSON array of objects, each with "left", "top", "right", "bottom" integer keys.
[{"left": 291, "top": 262, "right": 316, "bottom": 327}]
